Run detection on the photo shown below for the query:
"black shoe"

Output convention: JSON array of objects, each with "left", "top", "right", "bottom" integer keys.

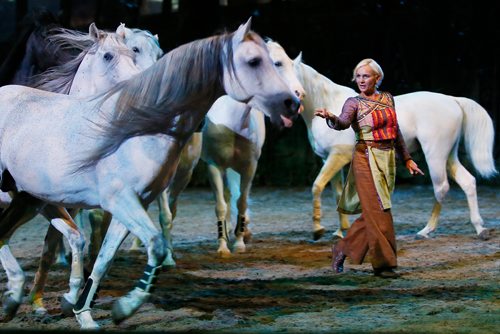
[
  {"left": 374, "top": 268, "right": 400, "bottom": 279},
  {"left": 331, "top": 244, "right": 346, "bottom": 273}
]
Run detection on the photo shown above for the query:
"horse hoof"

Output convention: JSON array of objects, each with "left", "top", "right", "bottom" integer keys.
[
  {"left": 111, "top": 302, "right": 128, "bottom": 325},
  {"left": 415, "top": 233, "right": 429, "bottom": 240},
  {"left": 75, "top": 310, "right": 99, "bottom": 329},
  {"left": 60, "top": 296, "right": 75, "bottom": 317},
  {"left": 1, "top": 295, "right": 21, "bottom": 322},
  {"left": 33, "top": 306, "right": 48, "bottom": 317},
  {"left": 111, "top": 288, "right": 149, "bottom": 325},
  {"left": 243, "top": 230, "right": 252, "bottom": 243},
  {"left": 233, "top": 243, "right": 246, "bottom": 253},
  {"left": 31, "top": 298, "right": 48, "bottom": 317},
  {"left": 478, "top": 229, "right": 492, "bottom": 241},
  {"left": 313, "top": 228, "right": 326, "bottom": 241},
  {"left": 162, "top": 252, "right": 176, "bottom": 268},
  {"left": 217, "top": 249, "right": 232, "bottom": 258}
]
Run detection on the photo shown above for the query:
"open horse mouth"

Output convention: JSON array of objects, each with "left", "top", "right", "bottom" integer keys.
[
  {"left": 280, "top": 97, "right": 303, "bottom": 128},
  {"left": 280, "top": 114, "right": 294, "bottom": 128}
]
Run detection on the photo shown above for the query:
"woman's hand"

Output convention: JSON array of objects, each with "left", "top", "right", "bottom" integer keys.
[
  {"left": 314, "top": 108, "right": 331, "bottom": 119},
  {"left": 406, "top": 159, "right": 424, "bottom": 176}
]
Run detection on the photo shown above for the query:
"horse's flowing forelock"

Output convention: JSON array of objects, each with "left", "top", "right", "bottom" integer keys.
[{"left": 77, "top": 32, "right": 236, "bottom": 171}]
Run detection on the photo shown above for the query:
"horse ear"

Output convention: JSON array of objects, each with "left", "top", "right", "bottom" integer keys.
[
  {"left": 154, "top": 34, "right": 159, "bottom": 41},
  {"left": 116, "top": 23, "right": 127, "bottom": 39},
  {"left": 294, "top": 52, "right": 303, "bottom": 64},
  {"left": 89, "top": 23, "right": 100, "bottom": 41},
  {"left": 234, "top": 17, "right": 252, "bottom": 42}
]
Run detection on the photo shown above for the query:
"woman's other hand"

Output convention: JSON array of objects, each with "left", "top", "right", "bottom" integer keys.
[{"left": 314, "top": 108, "right": 331, "bottom": 119}]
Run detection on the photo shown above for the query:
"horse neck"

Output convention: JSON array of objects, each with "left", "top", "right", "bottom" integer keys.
[
  {"left": 207, "top": 96, "right": 254, "bottom": 135},
  {"left": 68, "top": 53, "right": 99, "bottom": 96},
  {"left": 298, "top": 63, "right": 356, "bottom": 127}
]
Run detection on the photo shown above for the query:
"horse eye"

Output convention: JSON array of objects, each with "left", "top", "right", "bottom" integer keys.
[
  {"left": 103, "top": 52, "right": 114, "bottom": 61},
  {"left": 274, "top": 61, "right": 283, "bottom": 67},
  {"left": 132, "top": 46, "right": 140, "bottom": 53},
  {"left": 248, "top": 57, "right": 261, "bottom": 68}
]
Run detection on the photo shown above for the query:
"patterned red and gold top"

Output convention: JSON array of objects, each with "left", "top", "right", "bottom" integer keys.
[{"left": 326, "top": 91, "right": 411, "bottom": 161}]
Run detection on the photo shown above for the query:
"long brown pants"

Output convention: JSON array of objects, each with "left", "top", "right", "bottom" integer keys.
[{"left": 337, "top": 145, "right": 397, "bottom": 270}]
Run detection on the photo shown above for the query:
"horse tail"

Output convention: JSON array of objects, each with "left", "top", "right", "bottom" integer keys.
[{"left": 454, "top": 97, "right": 497, "bottom": 178}]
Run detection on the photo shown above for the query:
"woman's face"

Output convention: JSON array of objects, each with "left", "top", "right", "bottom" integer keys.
[{"left": 355, "top": 65, "right": 379, "bottom": 95}]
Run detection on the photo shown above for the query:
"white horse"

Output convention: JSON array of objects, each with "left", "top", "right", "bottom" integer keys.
[
  {"left": 0, "top": 23, "right": 163, "bottom": 317},
  {"left": 202, "top": 40, "right": 305, "bottom": 257},
  {"left": 0, "top": 19, "right": 300, "bottom": 328},
  {"left": 138, "top": 40, "right": 305, "bottom": 261},
  {"left": 0, "top": 22, "right": 141, "bottom": 318},
  {"left": 289, "top": 50, "right": 497, "bottom": 240}
]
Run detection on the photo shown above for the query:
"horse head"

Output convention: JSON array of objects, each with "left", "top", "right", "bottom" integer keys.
[
  {"left": 69, "top": 23, "right": 140, "bottom": 96},
  {"left": 266, "top": 39, "right": 306, "bottom": 117},
  {"left": 117, "top": 23, "right": 164, "bottom": 70},
  {"left": 223, "top": 18, "right": 301, "bottom": 129}
]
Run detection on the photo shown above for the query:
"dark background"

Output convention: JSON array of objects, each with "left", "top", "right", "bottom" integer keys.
[{"left": 0, "top": 0, "right": 498, "bottom": 186}]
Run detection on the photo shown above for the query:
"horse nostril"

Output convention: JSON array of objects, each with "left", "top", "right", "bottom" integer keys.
[
  {"left": 284, "top": 98, "right": 300, "bottom": 113},
  {"left": 294, "top": 90, "right": 301, "bottom": 98}
]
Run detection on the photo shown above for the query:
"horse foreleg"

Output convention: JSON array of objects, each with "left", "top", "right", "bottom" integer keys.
[
  {"left": 312, "top": 150, "right": 351, "bottom": 240},
  {"left": 330, "top": 171, "right": 351, "bottom": 239},
  {"left": 0, "top": 192, "right": 45, "bottom": 321},
  {"left": 448, "top": 156, "right": 489, "bottom": 239},
  {"left": 156, "top": 191, "right": 175, "bottom": 266},
  {"left": 0, "top": 245, "right": 25, "bottom": 321},
  {"left": 74, "top": 218, "right": 129, "bottom": 329},
  {"left": 42, "top": 206, "right": 85, "bottom": 316},
  {"left": 103, "top": 192, "right": 166, "bottom": 326},
  {"left": 207, "top": 164, "right": 231, "bottom": 257},
  {"left": 88, "top": 209, "right": 111, "bottom": 268}
]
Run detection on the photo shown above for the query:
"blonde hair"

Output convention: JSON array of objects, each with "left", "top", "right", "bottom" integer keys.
[{"left": 352, "top": 58, "right": 384, "bottom": 88}]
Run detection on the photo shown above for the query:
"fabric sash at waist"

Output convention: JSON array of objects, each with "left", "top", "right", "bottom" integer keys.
[{"left": 356, "top": 139, "right": 394, "bottom": 149}]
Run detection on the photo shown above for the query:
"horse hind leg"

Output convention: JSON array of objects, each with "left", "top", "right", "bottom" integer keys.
[
  {"left": 416, "top": 159, "right": 449, "bottom": 239},
  {"left": 232, "top": 167, "right": 254, "bottom": 253},
  {"left": 53, "top": 235, "right": 69, "bottom": 266},
  {"left": 448, "top": 155, "right": 489, "bottom": 239},
  {"left": 28, "top": 224, "right": 63, "bottom": 316},
  {"left": 88, "top": 209, "right": 111, "bottom": 268},
  {"left": 52, "top": 208, "right": 81, "bottom": 268}
]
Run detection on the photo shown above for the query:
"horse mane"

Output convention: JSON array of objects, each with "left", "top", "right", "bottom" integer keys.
[
  {"left": 30, "top": 47, "right": 88, "bottom": 94},
  {"left": 77, "top": 30, "right": 259, "bottom": 171},
  {"left": 31, "top": 30, "right": 129, "bottom": 94}
]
